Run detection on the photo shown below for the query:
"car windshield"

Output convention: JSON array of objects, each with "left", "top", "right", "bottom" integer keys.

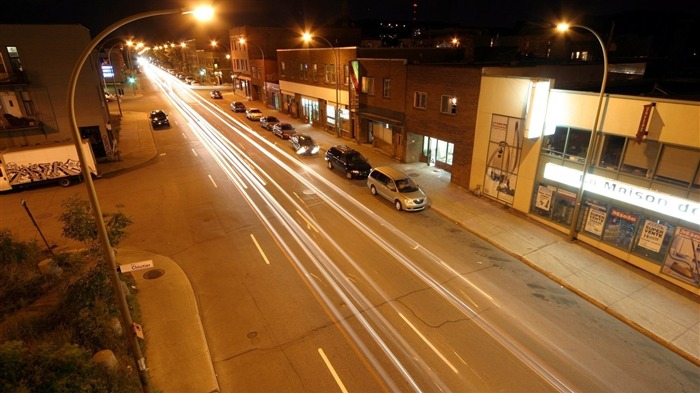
[
  {"left": 251, "top": 110, "right": 261, "bottom": 113},
  {"left": 395, "top": 178, "right": 419, "bottom": 193},
  {"left": 282, "top": 124, "right": 293, "bottom": 130}
]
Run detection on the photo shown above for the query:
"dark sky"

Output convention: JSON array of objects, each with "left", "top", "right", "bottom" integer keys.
[{"left": 2, "top": 0, "right": 698, "bottom": 43}]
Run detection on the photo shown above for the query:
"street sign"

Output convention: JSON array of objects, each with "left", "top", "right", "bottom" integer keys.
[{"left": 118, "top": 260, "right": 154, "bottom": 273}]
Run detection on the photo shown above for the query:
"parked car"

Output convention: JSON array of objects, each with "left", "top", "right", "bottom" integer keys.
[
  {"left": 185, "top": 76, "right": 195, "bottom": 84},
  {"left": 149, "top": 110, "right": 170, "bottom": 129},
  {"left": 367, "top": 166, "right": 427, "bottom": 211},
  {"left": 230, "top": 101, "right": 246, "bottom": 113},
  {"left": 210, "top": 90, "right": 222, "bottom": 99},
  {"left": 104, "top": 92, "right": 118, "bottom": 102},
  {"left": 290, "top": 133, "right": 319, "bottom": 155},
  {"left": 245, "top": 108, "right": 263, "bottom": 120},
  {"left": 259, "top": 116, "right": 280, "bottom": 131},
  {"left": 325, "top": 145, "right": 372, "bottom": 179},
  {"left": 272, "top": 123, "right": 296, "bottom": 139}
]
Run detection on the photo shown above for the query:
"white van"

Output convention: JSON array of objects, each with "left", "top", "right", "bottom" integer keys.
[{"left": 367, "top": 166, "right": 428, "bottom": 211}]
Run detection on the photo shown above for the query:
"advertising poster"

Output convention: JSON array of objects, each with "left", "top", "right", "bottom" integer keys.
[
  {"left": 583, "top": 203, "right": 607, "bottom": 237},
  {"left": 661, "top": 227, "right": 700, "bottom": 287},
  {"left": 637, "top": 220, "right": 667, "bottom": 253},
  {"left": 602, "top": 208, "right": 640, "bottom": 250},
  {"left": 483, "top": 115, "right": 524, "bottom": 205},
  {"left": 535, "top": 185, "right": 554, "bottom": 212}
]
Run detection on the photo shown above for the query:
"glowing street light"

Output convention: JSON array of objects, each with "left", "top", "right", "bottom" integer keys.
[
  {"left": 66, "top": 6, "right": 213, "bottom": 392},
  {"left": 556, "top": 22, "right": 609, "bottom": 240},
  {"left": 302, "top": 32, "right": 341, "bottom": 138}
]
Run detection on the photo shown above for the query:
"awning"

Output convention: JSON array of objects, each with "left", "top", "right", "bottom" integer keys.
[{"left": 359, "top": 112, "right": 403, "bottom": 125}]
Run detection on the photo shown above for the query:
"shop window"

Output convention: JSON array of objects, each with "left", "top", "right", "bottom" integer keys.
[
  {"left": 440, "top": 95, "right": 457, "bottom": 115},
  {"left": 601, "top": 208, "right": 641, "bottom": 251},
  {"left": 312, "top": 64, "right": 318, "bottom": 82},
  {"left": 362, "top": 77, "right": 374, "bottom": 95},
  {"left": 621, "top": 139, "right": 659, "bottom": 176},
  {"left": 632, "top": 217, "right": 676, "bottom": 264},
  {"left": 598, "top": 135, "right": 625, "bottom": 169},
  {"left": 414, "top": 91, "right": 427, "bottom": 109},
  {"left": 383, "top": 78, "right": 391, "bottom": 98},
  {"left": 653, "top": 145, "right": 700, "bottom": 188}
]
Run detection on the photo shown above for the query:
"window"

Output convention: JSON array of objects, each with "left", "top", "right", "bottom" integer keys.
[
  {"left": 344, "top": 64, "right": 350, "bottom": 86},
  {"left": 299, "top": 63, "right": 308, "bottom": 79},
  {"left": 20, "top": 90, "right": 35, "bottom": 116},
  {"left": 441, "top": 95, "right": 457, "bottom": 114},
  {"left": 383, "top": 78, "right": 391, "bottom": 98},
  {"left": 542, "top": 126, "right": 591, "bottom": 163},
  {"left": 621, "top": 139, "right": 659, "bottom": 176},
  {"left": 362, "top": 77, "right": 375, "bottom": 95},
  {"left": 414, "top": 91, "right": 427, "bottom": 109},
  {"left": 280, "top": 61, "right": 286, "bottom": 77},
  {"left": 653, "top": 145, "right": 700, "bottom": 188},
  {"left": 325, "top": 64, "right": 336, "bottom": 84},
  {"left": 312, "top": 64, "right": 318, "bottom": 82},
  {"left": 598, "top": 135, "right": 626, "bottom": 169}
]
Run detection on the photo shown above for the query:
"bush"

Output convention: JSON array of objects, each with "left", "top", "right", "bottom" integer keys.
[{"left": 59, "top": 195, "right": 132, "bottom": 253}]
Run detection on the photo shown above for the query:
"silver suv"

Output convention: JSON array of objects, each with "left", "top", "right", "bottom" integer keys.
[{"left": 367, "top": 166, "right": 427, "bottom": 211}]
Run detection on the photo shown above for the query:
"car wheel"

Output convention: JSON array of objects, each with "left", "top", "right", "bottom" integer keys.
[
  {"left": 58, "top": 178, "right": 71, "bottom": 187},
  {"left": 345, "top": 171, "right": 353, "bottom": 179},
  {"left": 394, "top": 200, "right": 403, "bottom": 211},
  {"left": 370, "top": 185, "right": 377, "bottom": 195},
  {"left": 327, "top": 160, "right": 333, "bottom": 169}
]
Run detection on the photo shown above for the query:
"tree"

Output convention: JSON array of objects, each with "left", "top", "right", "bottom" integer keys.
[{"left": 59, "top": 195, "right": 132, "bottom": 253}]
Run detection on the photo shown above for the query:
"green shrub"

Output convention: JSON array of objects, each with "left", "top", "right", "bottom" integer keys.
[{"left": 59, "top": 196, "right": 132, "bottom": 253}]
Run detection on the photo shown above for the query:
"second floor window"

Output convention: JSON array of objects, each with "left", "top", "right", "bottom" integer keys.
[
  {"left": 362, "top": 77, "right": 375, "bottom": 95},
  {"left": 313, "top": 64, "right": 318, "bottom": 82},
  {"left": 280, "top": 61, "right": 286, "bottom": 78},
  {"left": 325, "top": 64, "right": 336, "bottom": 84},
  {"left": 414, "top": 91, "right": 427, "bottom": 109},
  {"left": 441, "top": 95, "right": 457, "bottom": 114},
  {"left": 383, "top": 78, "right": 391, "bottom": 98}
]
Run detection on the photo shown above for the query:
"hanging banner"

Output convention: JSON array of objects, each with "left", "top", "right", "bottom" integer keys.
[{"left": 635, "top": 103, "right": 655, "bottom": 143}]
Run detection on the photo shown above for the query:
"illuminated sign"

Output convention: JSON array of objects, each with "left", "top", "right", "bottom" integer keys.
[
  {"left": 524, "top": 80, "right": 550, "bottom": 139},
  {"left": 101, "top": 65, "right": 114, "bottom": 79},
  {"left": 543, "top": 163, "right": 699, "bottom": 225}
]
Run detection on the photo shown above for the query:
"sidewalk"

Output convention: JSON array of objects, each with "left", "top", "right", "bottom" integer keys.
[{"left": 101, "top": 93, "right": 699, "bottom": 392}]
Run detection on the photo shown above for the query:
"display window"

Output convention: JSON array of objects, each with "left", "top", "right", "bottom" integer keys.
[
  {"left": 582, "top": 199, "right": 608, "bottom": 238},
  {"left": 601, "top": 208, "right": 641, "bottom": 250}
]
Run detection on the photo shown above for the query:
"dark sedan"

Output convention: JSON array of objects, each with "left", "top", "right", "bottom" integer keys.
[
  {"left": 272, "top": 123, "right": 296, "bottom": 139},
  {"left": 259, "top": 116, "right": 280, "bottom": 131},
  {"left": 209, "top": 90, "right": 223, "bottom": 99},
  {"left": 290, "top": 133, "right": 320, "bottom": 155}
]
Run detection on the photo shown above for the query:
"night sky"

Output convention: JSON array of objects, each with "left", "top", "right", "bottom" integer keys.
[{"left": 1, "top": 0, "right": 698, "bottom": 43}]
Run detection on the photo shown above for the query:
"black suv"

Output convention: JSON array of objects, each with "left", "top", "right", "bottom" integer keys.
[{"left": 325, "top": 145, "right": 372, "bottom": 179}]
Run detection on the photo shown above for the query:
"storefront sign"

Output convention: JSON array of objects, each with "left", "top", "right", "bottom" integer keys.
[
  {"left": 584, "top": 204, "right": 607, "bottom": 236},
  {"left": 535, "top": 185, "right": 553, "bottom": 211},
  {"left": 543, "top": 163, "right": 700, "bottom": 225}
]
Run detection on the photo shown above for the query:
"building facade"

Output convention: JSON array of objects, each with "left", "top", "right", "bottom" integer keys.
[
  {"left": 0, "top": 25, "right": 112, "bottom": 159},
  {"left": 470, "top": 74, "right": 700, "bottom": 294}
]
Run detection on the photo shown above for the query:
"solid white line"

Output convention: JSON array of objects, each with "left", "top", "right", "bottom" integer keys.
[
  {"left": 398, "top": 312, "right": 459, "bottom": 374},
  {"left": 318, "top": 348, "right": 349, "bottom": 393},
  {"left": 250, "top": 234, "right": 270, "bottom": 265},
  {"left": 191, "top": 148, "right": 198, "bottom": 157},
  {"left": 208, "top": 174, "right": 218, "bottom": 188}
]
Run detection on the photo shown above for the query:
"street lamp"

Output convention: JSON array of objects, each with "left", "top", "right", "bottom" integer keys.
[
  {"left": 237, "top": 37, "right": 267, "bottom": 106},
  {"left": 556, "top": 22, "right": 609, "bottom": 240},
  {"left": 66, "top": 6, "right": 213, "bottom": 392},
  {"left": 302, "top": 32, "right": 341, "bottom": 138}
]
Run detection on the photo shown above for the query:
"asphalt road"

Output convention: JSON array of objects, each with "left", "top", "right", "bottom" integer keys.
[{"left": 2, "top": 64, "right": 697, "bottom": 392}]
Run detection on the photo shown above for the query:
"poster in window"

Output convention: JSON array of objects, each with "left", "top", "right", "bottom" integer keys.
[
  {"left": 633, "top": 218, "right": 674, "bottom": 263},
  {"left": 661, "top": 227, "right": 700, "bottom": 287},
  {"left": 484, "top": 115, "right": 524, "bottom": 204},
  {"left": 535, "top": 185, "right": 554, "bottom": 212},
  {"left": 551, "top": 189, "right": 577, "bottom": 225},
  {"left": 583, "top": 202, "right": 607, "bottom": 237},
  {"left": 602, "top": 208, "right": 640, "bottom": 250}
]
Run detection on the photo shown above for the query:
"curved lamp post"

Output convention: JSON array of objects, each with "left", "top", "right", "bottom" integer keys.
[
  {"left": 238, "top": 37, "right": 267, "bottom": 105},
  {"left": 556, "top": 23, "right": 609, "bottom": 240},
  {"left": 67, "top": 6, "right": 213, "bottom": 392},
  {"left": 302, "top": 32, "right": 341, "bottom": 138}
]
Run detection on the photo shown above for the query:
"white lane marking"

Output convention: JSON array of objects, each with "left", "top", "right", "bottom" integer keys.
[
  {"left": 318, "top": 348, "right": 349, "bottom": 393},
  {"left": 208, "top": 174, "right": 218, "bottom": 188},
  {"left": 250, "top": 234, "right": 270, "bottom": 265},
  {"left": 399, "top": 312, "right": 459, "bottom": 374},
  {"left": 191, "top": 148, "right": 198, "bottom": 157},
  {"left": 182, "top": 132, "right": 188, "bottom": 139},
  {"left": 297, "top": 210, "right": 319, "bottom": 233}
]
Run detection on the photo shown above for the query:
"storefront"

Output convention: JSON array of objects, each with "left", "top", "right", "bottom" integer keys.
[{"left": 471, "top": 75, "right": 700, "bottom": 294}]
